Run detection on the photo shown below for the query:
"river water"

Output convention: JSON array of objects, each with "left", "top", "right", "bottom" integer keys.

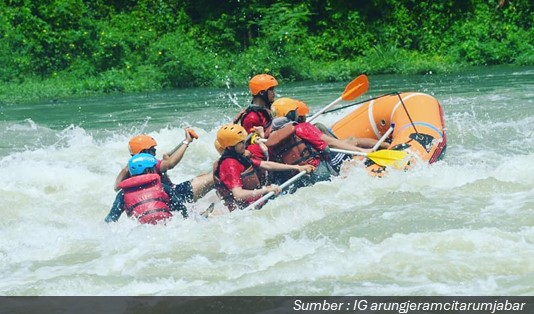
[{"left": 0, "top": 66, "right": 533, "bottom": 296}]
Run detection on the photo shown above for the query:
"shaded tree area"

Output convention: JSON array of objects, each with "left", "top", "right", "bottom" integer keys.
[{"left": 0, "top": 0, "right": 532, "bottom": 99}]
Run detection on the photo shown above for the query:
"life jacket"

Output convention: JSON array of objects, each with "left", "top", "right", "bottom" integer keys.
[
  {"left": 119, "top": 173, "right": 172, "bottom": 224},
  {"left": 213, "top": 151, "right": 264, "bottom": 211},
  {"left": 265, "top": 123, "right": 322, "bottom": 166},
  {"left": 233, "top": 105, "right": 273, "bottom": 137}
]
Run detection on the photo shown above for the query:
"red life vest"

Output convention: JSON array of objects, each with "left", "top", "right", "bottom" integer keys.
[
  {"left": 213, "top": 154, "right": 264, "bottom": 212},
  {"left": 119, "top": 173, "right": 172, "bottom": 224},
  {"left": 233, "top": 105, "right": 273, "bottom": 137}
]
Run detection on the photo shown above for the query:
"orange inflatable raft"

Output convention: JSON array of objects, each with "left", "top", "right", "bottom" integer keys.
[{"left": 330, "top": 92, "right": 447, "bottom": 175}]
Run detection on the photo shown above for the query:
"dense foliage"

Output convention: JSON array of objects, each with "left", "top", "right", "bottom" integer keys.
[{"left": 1, "top": 0, "right": 532, "bottom": 102}]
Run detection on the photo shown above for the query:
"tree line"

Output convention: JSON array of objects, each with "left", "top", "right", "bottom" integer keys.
[{"left": 0, "top": 0, "right": 532, "bottom": 101}]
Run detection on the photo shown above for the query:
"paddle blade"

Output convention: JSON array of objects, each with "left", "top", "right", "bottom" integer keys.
[
  {"left": 341, "top": 75, "right": 369, "bottom": 101},
  {"left": 367, "top": 149, "right": 409, "bottom": 169}
]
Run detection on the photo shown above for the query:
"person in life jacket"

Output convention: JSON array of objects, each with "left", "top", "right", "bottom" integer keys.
[
  {"left": 105, "top": 153, "right": 189, "bottom": 224},
  {"left": 233, "top": 74, "right": 278, "bottom": 138},
  {"left": 265, "top": 98, "right": 374, "bottom": 188},
  {"left": 213, "top": 124, "right": 314, "bottom": 212},
  {"left": 108, "top": 128, "right": 214, "bottom": 221}
]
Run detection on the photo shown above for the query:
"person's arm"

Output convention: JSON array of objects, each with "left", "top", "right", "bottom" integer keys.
[
  {"left": 259, "top": 161, "right": 315, "bottom": 173},
  {"left": 257, "top": 141, "right": 269, "bottom": 160},
  {"left": 320, "top": 134, "right": 371, "bottom": 153},
  {"left": 160, "top": 128, "right": 194, "bottom": 172},
  {"left": 230, "top": 185, "right": 281, "bottom": 201},
  {"left": 251, "top": 126, "right": 265, "bottom": 139},
  {"left": 218, "top": 158, "right": 278, "bottom": 201},
  {"left": 114, "top": 166, "right": 130, "bottom": 192},
  {"left": 105, "top": 191, "right": 125, "bottom": 223},
  {"left": 346, "top": 136, "right": 390, "bottom": 149}
]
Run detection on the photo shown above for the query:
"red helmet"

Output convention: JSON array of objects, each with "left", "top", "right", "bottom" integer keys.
[{"left": 249, "top": 74, "right": 278, "bottom": 96}]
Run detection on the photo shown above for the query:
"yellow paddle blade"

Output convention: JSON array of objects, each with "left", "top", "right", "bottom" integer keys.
[
  {"left": 367, "top": 149, "right": 409, "bottom": 169},
  {"left": 341, "top": 75, "right": 369, "bottom": 101}
]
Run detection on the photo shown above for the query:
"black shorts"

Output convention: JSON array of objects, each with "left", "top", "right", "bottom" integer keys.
[
  {"left": 163, "top": 180, "right": 194, "bottom": 217},
  {"left": 329, "top": 152, "right": 352, "bottom": 173},
  {"left": 173, "top": 180, "right": 194, "bottom": 203}
]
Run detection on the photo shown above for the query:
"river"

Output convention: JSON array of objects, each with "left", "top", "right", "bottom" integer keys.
[{"left": 0, "top": 65, "right": 533, "bottom": 296}]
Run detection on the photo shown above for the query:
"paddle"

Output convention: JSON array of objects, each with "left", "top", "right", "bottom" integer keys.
[
  {"left": 371, "top": 123, "right": 395, "bottom": 151},
  {"left": 329, "top": 148, "right": 408, "bottom": 169},
  {"left": 321, "top": 92, "right": 399, "bottom": 115},
  {"left": 308, "top": 74, "right": 369, "bottom": 123},
  {"left": 187, "top": 128, "right": 199, "bottom": 139},
  {"left": 166, "top": 128, "right": 199, "bottom": 156},
  {"left": 243, "top": 170, "right": 308, "bottom": 211}
]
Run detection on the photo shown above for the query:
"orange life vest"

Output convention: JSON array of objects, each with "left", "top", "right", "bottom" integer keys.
[
  {"left": 119, "top": 173, "right": 172, "bottom": 224},
  {"left": 265, "top": 123, "right": 321, "bottom": 166}
]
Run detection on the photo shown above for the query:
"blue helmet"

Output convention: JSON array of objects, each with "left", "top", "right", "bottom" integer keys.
[{"left": 128, "top": 153, "right": 157, "bottom": 176}]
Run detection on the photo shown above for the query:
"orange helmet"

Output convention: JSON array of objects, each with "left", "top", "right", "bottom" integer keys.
[
  {"left": 272, "top": 97, "right": 299, "bottom": 118},
  {"left": 295, "top": 100, "right": 310, "bottom": 116},
  {"left": 216, "top": 124, "right": 247, "bottom": 149},
  {"left": 249, "top": 74, "right": 278, "bottom": 96},
  {"left": 128, "top": 134, "right": 157, "bottom": 155}
]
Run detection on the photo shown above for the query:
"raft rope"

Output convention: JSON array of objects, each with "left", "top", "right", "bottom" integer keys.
[
  {"left": 323, "top": 92, "right": 421, "bottom": 137},
  {"left": 322, "top": 92, "right": 398, "bottom": 114},
  {"left": 395, "top": 92, "right": 419, "bottom": 136},
  {"left": 319, "top": 91, "right": 421, "bottom": 146}
]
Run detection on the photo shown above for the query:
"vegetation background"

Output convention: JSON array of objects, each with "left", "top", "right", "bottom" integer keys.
[{"left": 1, "top": 0, "right": 532, "bottom": 103}]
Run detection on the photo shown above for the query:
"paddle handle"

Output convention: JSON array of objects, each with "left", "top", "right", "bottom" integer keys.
[
  {"left": 166, "top": 128, "right": 198, "bottom": 156},
  {"left": 187, "top": 128, "right": 199, "bottom": 139},
  {"left": 307, "top": 75, "right": 368, "bottom": 123},
  {"left": 243, "top": 170, "right": 307, "bottom": 211},
  {"left": 329, "top": 148, "right": 367, "bottom": 157},
  {"left": 372, "top": 123, "right": 394, "bottom": 151},
  {"left": 308, "top": 96, "right": 342, "bottom": 123},
  {"left": 330, "top": 147, "right": 408, "bottom": 168}
]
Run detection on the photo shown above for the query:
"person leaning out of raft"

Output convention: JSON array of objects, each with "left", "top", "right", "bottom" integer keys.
[
  {"left": 105, "top": 153, "right": 189, "bottom": 224},
  {"left": 114, "top": 129, "right": 214, "bottom": 203},
  {"left": 106, "top": 129, "right": 214, "bottom": 223},
  {"left": 233, "top": 74, "right": 278, "bottom": 139},
  {"left": 213, "top": 124, "right": 314, "bottom": 211},
  {"left": 265, "top": 98, "right": 376, "bottom": 188}
]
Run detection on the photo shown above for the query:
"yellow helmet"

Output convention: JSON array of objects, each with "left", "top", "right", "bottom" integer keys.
[
  {"left": 128, "top": 135, "right": 157, "bottom": 155},
  {"left": 216, "top": 124, "right": 247, "bottom": 149},
  {"left": 272, "top": 97, "right": 299, "bottom": 118},
  {"left": 214, "top": 139, "right": 224, "bottom": 154},
  {"left": 249, "top": 74, "right": 278, "bottom": 96},
  {"left": 295, "top": 100, "right": 310, "bottom": 116}
]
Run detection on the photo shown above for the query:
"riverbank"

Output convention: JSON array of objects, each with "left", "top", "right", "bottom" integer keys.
[
  {"left": 1, "top": 55, "right": 531, "bottom": 105},
  {"left": 2, "top": 1, "right": 532, "bottom": 105}
]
